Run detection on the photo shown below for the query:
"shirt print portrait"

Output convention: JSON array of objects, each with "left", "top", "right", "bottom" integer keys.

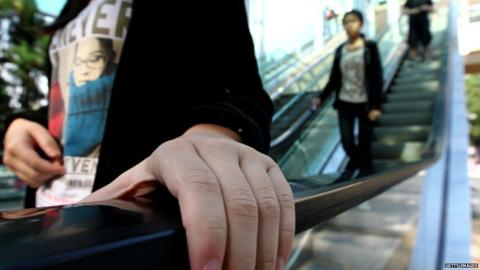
[{"left": 38, "top": 0, "right": 132, "bottom": 207}]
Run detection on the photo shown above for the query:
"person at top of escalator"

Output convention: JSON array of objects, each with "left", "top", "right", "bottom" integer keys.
[
  {"left": 312, "top": 10, "right": 383, "bottom": 182},
  {"left": 1, "top": 1, "right": 294, "bottom": 269},
  {"left": 403, "top": 0, "right": 434, "bottom": 61}
]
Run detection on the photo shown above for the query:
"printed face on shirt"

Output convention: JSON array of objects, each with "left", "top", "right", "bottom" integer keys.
[{"left": 73, "top": 38, "right": 110, "bottom": 86}]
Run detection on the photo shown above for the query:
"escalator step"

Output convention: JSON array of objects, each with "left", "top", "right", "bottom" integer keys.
[
  {"left": 377, "top": 112, "right": 432, "bottom": 126},
  {"left": 396, "top": 70, "right": 439, "bottom": 80},
  {"left": 387, "top": 92, "right": 437, "bottom": 102},
  {"left": 382, "top": 101, "right": 433, "bottom": 114},
  {"left": 393, "top": 73, "right": 438, "bottom": 84},
  {"left": 372, "top": 142, "right": 425, "bottom": 161},
  {"left": 399, "top": 60, "right": 442, "bottom": 71},
  {"left": 390, "top": 81, "right": 440, "bottom": 92},
  {"left": 373, "top": 126, "right": 431, "bottom": 144}
]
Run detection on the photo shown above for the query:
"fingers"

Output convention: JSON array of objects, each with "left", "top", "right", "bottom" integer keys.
[
  {"left": 240, "top": 152, "right": 281, "bottom": 270},
  {"left": 3, "top": 119, "right": 64, "bottom": 187},
  {"left": 80, "top": 159, "right": 156, "bottom": 203},
  {"left": 150, "top": 140, "right": 228, "bottom": 270},
  {"left": 368, "top": 111, "right": 382, "bottom": 122},
  {"left": 267, "top": 165, "right": 295, "bottom": 270},
  {"left": 5, "top": 158, "right": 51, "bottom": 187},
  {"left": 28, "top": 124, "right": 62, "bottom": 158},
  {"left": 4, "top": 147, "right": 64, "bottom": 187},
  {"left": 81, "top": 135, "right": 295, "bottom": 270},
  {"left": 194, "top": 140, "right": 258, "bottom": 270},
  {"left": 13, "top": 147, "right": 65, "bottom": 175}
]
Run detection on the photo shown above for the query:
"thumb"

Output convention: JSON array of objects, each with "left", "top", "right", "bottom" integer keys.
[{"left": 80, "top": 159, "right": 157, "bottom": 203}]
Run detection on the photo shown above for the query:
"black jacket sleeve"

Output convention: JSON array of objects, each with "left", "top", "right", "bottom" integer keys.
[
  {"left": 319, "top": 46, "right": 342, "bottom": 101},
  {"left": 2, "top": 106, "right": 49, "bottom": 139},
  {"left": 367, "top": 41, "right": 384, "bottom": 111},
  {"left": 182, "top": 0, "right": 273, "bottom": 153}
]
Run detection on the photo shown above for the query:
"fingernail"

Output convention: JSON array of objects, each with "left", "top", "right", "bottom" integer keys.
[
  {"left": 275, "top": 256, "right": 285, "bottom": 270},
  {"left": 203, "top": 258, "right": 221, "bottom": 270}
]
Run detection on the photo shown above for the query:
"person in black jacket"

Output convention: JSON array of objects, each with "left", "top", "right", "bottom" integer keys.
[
  {"left": 403, "top": 0, "right": 434, "bottom": 61},
  {"left": 2, "top": 1, "right": 294, "bottom": 269},
  {"left": 312, "top": 10, "right": 383, "bottom": 181}
]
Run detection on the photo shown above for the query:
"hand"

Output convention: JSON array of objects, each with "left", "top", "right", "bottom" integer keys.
[
  {"left": 368, "top": 109, "right": 382, "bottom": 122},
  {"left": 404, "top": 7, "right": 421, "bottom": 15},
  {"left": 421, "top": 4, "right": 431, "bottom": 12},
  {"left": 81, "top": 124, "right": 295, "bottom": 270},
  {"left": 3, "top": 119, "right": 65, "bottom": 188},
  {"left": 311, "top": 97, "right": 322, "bottom": 110}
]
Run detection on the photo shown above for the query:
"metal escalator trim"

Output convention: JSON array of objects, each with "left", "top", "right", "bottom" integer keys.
[
  {"left": 271, "top": 109, "right": 314, "bottom": 148},
  {"left": 293, "top": 159, "right": 436, "bottom": 233},
  {"left": 270, "top": 52, "right": 335, "bottom": 101},
  {"left": 272, "top": 92, "right": 307, "bottom": 123}
]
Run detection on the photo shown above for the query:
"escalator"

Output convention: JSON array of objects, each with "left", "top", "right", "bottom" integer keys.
[
  {"left": 373, "top": 56, "right": 444, "bottom": 171},
  {"left": 0, "top": 3, "right": 458, "bottom": 269},
  {"left": 267, "top": 19, "right": 406, "bottom": 164},
  {"left": 287, "top": 28, "right": 450, "bottom": 269}
]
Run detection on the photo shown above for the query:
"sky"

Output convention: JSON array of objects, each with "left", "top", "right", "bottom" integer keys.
[{"left": 36, "top": 0, "right": 67, "bottom": 16}]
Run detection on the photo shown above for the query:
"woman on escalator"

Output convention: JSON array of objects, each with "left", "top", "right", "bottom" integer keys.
[{"left": 312, "top": 10, "right": 383, "bottom": 181}]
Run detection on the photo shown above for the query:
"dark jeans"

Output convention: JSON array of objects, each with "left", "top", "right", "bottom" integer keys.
[{"left": 337, "top": 100, "right": 374, "bottom": 172}]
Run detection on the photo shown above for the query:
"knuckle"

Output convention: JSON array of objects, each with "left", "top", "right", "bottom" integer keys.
[
  {"left": 203, "top": 137, "right": 235, "bottom": 150},
  {"left": 263, "top": 156, "right": 278, "bottom": 168},
  {"left": 2, "top": 154, "right": 10, "bottom": 166},
  {"left": 240, "top": 147, "right": 277, "bottom": 167},
  {"left": 184, "top": 168, "right": 220, "bottom": 195},
  {"left": 24, "top": 158, "right": 39, "bottom": 171},
  {"left": 203, "top": 215, "right": 227, "bottom": 236},
  {"left": 25, "top": 170, "right": 40, "bottom": 181},
  {"left": 162, "top": 138, "right": 190, "bottom": 152},
  {"left": 257, "top": 188, "right": 280, "bottom": 218},
  {"left": 4, "top": 144, "right": 18, "bottom": 158},
  {"left": 227, "top": 189, "right": 258, "bottom": 218},
  {"left": 277, "top": 192, "right": 295, "bottom": 210},
  {"left": 27, "top": 159, "right": 41, "bottom": 171},
  {"left": 281, "top": 222, "right": 296, "bottom": 243}
]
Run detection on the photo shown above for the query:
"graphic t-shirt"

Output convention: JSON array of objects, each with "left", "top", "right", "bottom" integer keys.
[
  {"left": 339, "top": 45, "right": 367, "bottom": 103},
  {"left": 37, "top": 0, "right": 132, "bottom": 207}
]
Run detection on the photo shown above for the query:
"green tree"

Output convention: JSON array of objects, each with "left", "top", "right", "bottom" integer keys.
[
  {"left": 466, "top": 74, "right": 480, "bottom": 146},
  {"left": 0, "top": 0, "right": 50, "bottom": 133}
]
